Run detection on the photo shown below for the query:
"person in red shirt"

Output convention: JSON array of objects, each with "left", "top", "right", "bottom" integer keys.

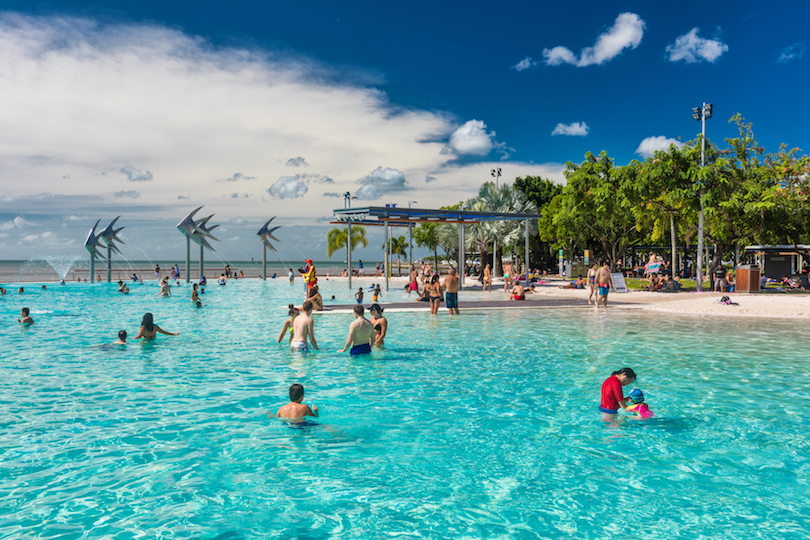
[{"left": 600, "top": 367, "right": 636, "bottom": 421}]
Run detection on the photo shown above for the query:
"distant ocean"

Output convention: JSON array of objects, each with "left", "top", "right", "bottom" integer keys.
[{"left": 0, "top": 259, "right": 405, "bottom": 283}]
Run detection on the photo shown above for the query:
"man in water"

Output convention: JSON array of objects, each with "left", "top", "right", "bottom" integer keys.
[
  {"left": 290, "top": 300, "right": 318, "bottom": 352},
  {"left": 275, "top": 383, "right": 318, "bottom": 423},
  {"left": 337, "top": 304, "right": 374, "bottom": 355},
  {"left": 443, "top": 268, "right": 460, "bottom": 314},
  {"left": 17, "top": 307, "right": 33, "bottom": 324},
  {"left": 114, "top": 330, "right": 127, "bottom": 344},
  {"left": 594, "top": 261, "right": 613, "bottom": 311}
]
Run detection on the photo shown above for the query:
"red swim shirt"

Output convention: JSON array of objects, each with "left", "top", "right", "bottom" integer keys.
[{"left": 600, "top": 375, "right": 624, "bottom": 410}]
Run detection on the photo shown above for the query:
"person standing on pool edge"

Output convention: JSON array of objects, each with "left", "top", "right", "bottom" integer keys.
[
  {"left": 594, "top": 261, "right": 613, "bottom": 311},
  {"left": 600, "top": 367, "right": 636, "bottom": 421},
  {"left": 302, "top": 259, "right": 317, "bottom": 299}
]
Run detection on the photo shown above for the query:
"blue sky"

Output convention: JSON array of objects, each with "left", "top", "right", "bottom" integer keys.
[{"left": 0, "top": 1, "right": 807, "bottom": 262}]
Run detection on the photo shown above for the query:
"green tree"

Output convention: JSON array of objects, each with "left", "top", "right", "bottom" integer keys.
[
  {"left": 382, "top": 235, "right": 409, "bottom": 276},
  {"left": 326, "top": 226, "right": 368, "bottom": 259},
  {"left": 414, "top": 222, "right": 441, "bottom": 267},
  {"left": 514, "top": 175, "right": 563, "bottom": 268}
]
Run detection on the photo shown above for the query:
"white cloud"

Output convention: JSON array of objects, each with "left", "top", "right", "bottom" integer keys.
[
  {"left": 665, "top": 28, "right": 728, "bottom": 63},
  {"left": 322, "top": 192, "right": 342, "bottom": 197},
  {"left": 544, "top": 13, "right": 645, "bottom": 67},
  {"left": 177, "top": 195, "right": 190, "bottom": 199},
  {"left": 551, "top": 122, "right": 590, "bottom": 136},
  {"left": 425, "top": 175, "right": 437, "bottom": 183},
  {"left": 268, "top": 175, "right": 308, "bottom": 199},
  {"left": 286, "top": 157, "right": 309, "bottom": 167},
  {"left": 512, "top": 56, "right": 537, "bottom": 71},
  {"left": 447, "top": 120, "right": 497, "bottom": 156},
  {"left": 65, "top": 215, "right": 88, "bottom": 221},
  {"left": 114, "top": 190, "right": 141, "bottom": 198},
  {"left": 229, "top": 217, "right": 247, "bottom": 225},
  {"left": 635, "top": 136, "right": 684, "bottom": 158},
  {"left": 218, "top": 172, "right": 256, "bottom": 182},
  {"left": 355, "top": 167, "right": 408, "bottom": 200},
  {"left": 0, "top": 215, "right": 32, "bottom": 229},
  {"left": 120, "top": 165, "right": 153, "bottom": 182},
  {"left": 777, "top": 43, "right": 805, "bottom": 64}
]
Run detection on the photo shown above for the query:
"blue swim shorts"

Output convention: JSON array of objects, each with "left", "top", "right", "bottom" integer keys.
[
  {"left": 350, "top": 343, "right": 372, "bottom": 355},
  {"left": 598, "top": 285, "right": 610, "bottom": 296},
  {"left": 445, "top": 292, "right": 458, "bottom": 309},
  {"left": 598, "top": 406, "right": 618, "bottom": 414}
]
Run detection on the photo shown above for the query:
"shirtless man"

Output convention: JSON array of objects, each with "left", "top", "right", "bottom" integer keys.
[
  {"left": 337, "top": 304, "right": 374, "bottom": 355},
  {"left": 587, "top": 263, "right": 598, "bottom": 304},
  {"left": 510, "top": 282, "right": 525, "bottom": 300},
  {"left": 443, "top": 268, "right": 460, "bottom": 314},
  {"left": 594, "top": 261, "right": 613, "bottom": 310},
  {"left": 290, "top": 300, "right": 318, "bottom": 352},
  {"left": 275, "top": 383, "right": 319, "bottom": 424},
  {"left": 17, "top": 307, "right": 34, "bottom": 324}
]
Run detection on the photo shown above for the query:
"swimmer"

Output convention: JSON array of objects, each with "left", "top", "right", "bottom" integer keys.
[
  {"left": 277, "top": 304, "right": 299, "bottom": 344},
  {"left": 274, "top": 383, "right": 319, "bottom": 424},
  {"left": 355, "top": 287, "right": 364, "bottom": 304},
  {"left": 191, "top": 283, "right": 200, "bottom": 303},
  {"left": 0, "top": 287, "right": 6, "bottom": 295},
  {"left": 426, "top": 274, "right": 442, "bottom": 315},
  {"left": 599, "top": 367, "right": 636, "bottom": 421},
  {"left": 18, "top": 287, "right": 24, "bottom": 294},
  {"left": 17, "top": 307, "right": 34, "bottom": 324},
  {"left": 200, "top": 287, "right": 205, "bottom": 294},
  {"left": 195, "top": 301, "right": 202, "bottom": 308},
  {"left": 288, "top": 268, "right": 294, "bottom": 284},
  {"left": 200, "top": 275, "right": 207, "bottom": 286},
  {"left": 133, "top": 312, "right": 179, "bottom": 340},
  {"left": 374, "top": 284, "right": 382, "bottom": 302},
  {"left": 118, "top": 280, "right": 126, "bottom": 293},
  {"left": 114, "top": 330, "right": 127, "bottom": 344},
  {"left": 123, "top": 285, "right": 130, "bottom": 295},
  {"left": 60, "top": 279, "right": 65, "bottom": 285},
  {"left": 290, "top": 300, "right": 318, "bottom": 352},
  {"left": 41, "top": 285, "right": 47, "bottom": 290},
  {"left": 369, "top": 303, "right": 387, "bottom": 347},
  {"left": 218, "top": 274, "right": 227, "bottom": 285},
  {"left": 625, "top": 388, "right": 654, "bottom": 419},
  {"left": 156, "top": 278, "right": 171, "bottom": 297},
  {"left": 337, "top": 304, "right": 374, "bottom": 355}
]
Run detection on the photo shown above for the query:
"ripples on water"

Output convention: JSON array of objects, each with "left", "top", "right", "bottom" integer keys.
[{"left": 1, "top": 280, "right": 810, "bottom": 538}]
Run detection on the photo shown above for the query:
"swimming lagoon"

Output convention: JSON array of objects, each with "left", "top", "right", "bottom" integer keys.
[{"left": 2, "top": 279, "right": 809, "bottom": 538}]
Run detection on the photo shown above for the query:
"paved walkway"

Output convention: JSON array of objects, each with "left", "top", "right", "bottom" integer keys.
[{"left": 321, "top": 296, "right": 632, "bottom": 313}]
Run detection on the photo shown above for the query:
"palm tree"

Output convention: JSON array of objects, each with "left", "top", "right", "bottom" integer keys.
[
  {"left": 413, "top": 223, "right": 441, "bottom": 267},
  {"left": 382, "top": 235, "right": 409, "bottom": 275},
  {"left": 326, "top": 226, "right": 368, "bottom": 258}
]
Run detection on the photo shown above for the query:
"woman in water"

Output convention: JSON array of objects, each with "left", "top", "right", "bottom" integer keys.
[
  {"left": 277, "top": 304, "right": 299, "bottom": 344},
  {"left": 156, "top": 278, "right": 171, "bottom": 297},
  {"left": 427, "top": 274, "right": 443, "bottom": 315},
  {"left": 133, "top": 312, "right": 179, "bottom": 340},
  {"left": 191, "top": 283, "right": 200, "bottom": 303},
  {"left": 599, "top": 367, "right": 636, "bottom": 421},
  {"left": 369, "top": 303, "right": 387, "bottom": 347}
]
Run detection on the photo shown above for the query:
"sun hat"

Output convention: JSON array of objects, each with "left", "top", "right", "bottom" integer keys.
[{"left": 628, "top": 388, "right": 644, "bottom": 404}]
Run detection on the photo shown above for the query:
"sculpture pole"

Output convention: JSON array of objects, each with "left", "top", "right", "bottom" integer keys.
[
  {"left": 200, "top": 244, "right": 204, "bottom": 283},
  {"left": 257, "top": 217, "right": 281, "bottom": 282},
  {"left": 263, "top": 244, "right": 267, "bottom": 280},
  {"left": 186, "top": 236, "right": 191, "bottom": 283},
  {"left": 90, "top": 252, "right": 95, "bottom": 283},
  {"left": 107, "top": 244, "right": 112, "bottom": 282}
]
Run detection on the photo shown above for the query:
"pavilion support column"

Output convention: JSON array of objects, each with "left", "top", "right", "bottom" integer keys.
[
  {"left": 385, "top": 219, "right": 389, "bottom": 292},
  {"left": 348, "top": 219, "right": 352, "bottom": 290},
  {"left": 459, "top": 221, "right": 465, "bottom": 291},
  {"left": 524, "top": 218, "right": 530, "bottom": 283},
  {"left": 185, "top": 236, "right": 191, "bottom": 283}
]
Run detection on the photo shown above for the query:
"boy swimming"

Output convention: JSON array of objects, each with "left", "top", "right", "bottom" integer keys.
[
  {"left": 625, "top": 388, "right": 654, "bottom": 419},
  {"left": 274, "top": 383, "right": 319, "bottom": 424},
  {"left": 17, "top": 307, "right": 34, "bottom": 324}
]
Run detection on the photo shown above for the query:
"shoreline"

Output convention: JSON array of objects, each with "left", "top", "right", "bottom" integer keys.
[{"left": 2, "top": 272, "right": 808, "bottom": 320}]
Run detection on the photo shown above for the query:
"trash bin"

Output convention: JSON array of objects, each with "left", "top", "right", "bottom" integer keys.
[{"left": 736, "top": 265, "right": 760, "bottom": 293}]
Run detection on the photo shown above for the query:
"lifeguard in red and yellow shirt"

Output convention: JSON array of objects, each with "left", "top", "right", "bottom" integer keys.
[{"left": 302, "top": 259, "right": 317, "bottom": 290}]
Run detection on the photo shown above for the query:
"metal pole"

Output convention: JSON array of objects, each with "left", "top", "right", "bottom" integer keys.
[
  {"left": 697, "top": 102, "right": 706, "bottom": 292},
  {"left": 525, "top": 218, "right": 529, "bottom": 284},
  {"left": 262, "top": 245, "right": 267, "bottom": 280},
  {"left": 90, "top": 252, "right": 95, "bottom": 284},
  {"left": 460, "top": 219, "right": 465, "bottom": 290},
  {"left": 200, "top": 244, "right": 204, "bottom": 283},
  {"left": 385, "top": 217, "right": 389, "bottom": 292},
  {"left": 107, "top": 244, "right": 112, "bottom": 283},
  {"left": 347, "top": 220, "right": 352, "bottom": 290},
  {"left": 185, "top": 236, "right": 191, "bottom": 283}
]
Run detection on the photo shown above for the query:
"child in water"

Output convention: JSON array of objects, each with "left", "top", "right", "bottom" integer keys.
[
  {"left": 625, "top": 388, "right": 654, "bottom": 419},
  {"left": 274, "top": 383, "right": 319, "bottom": 424}
]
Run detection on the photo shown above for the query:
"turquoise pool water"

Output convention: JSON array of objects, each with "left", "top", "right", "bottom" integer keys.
[{"left": 2, "top": 279, "right": 809, "bottom": 538}]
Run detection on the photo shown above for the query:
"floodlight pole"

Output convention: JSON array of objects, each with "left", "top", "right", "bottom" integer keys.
[
  {"left": 695, "top": 101, "right": 711, "bottom": 292},
  {"left": 384, "top": 215, "right": 389, "bottom": 292},
  {"left": 525, "top": 218, "right": 530, "bottom": 283},
  {"left": 458, "top": 217, "right": 465, "bottom": 291},
  {"left": 348, "top": 218, "right": 353, "bottom": 290},
  {"left": 408, "top": 200, "right": 417, "bottom": 270},
  {"left": 491, "top": 168, "right": 501, "bottom": 276}
]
